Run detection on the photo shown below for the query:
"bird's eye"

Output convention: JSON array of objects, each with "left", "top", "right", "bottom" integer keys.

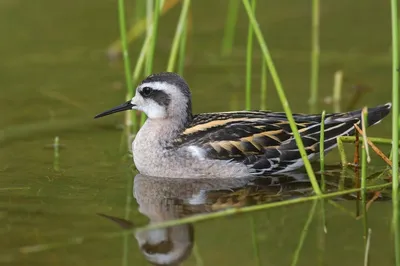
[{"left": 141, "top": 87, "right": 153, "bottom": 97}]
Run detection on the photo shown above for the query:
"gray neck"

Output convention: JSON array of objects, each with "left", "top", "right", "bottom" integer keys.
[{"left": 140, "top": 118, "right": 185, "bottom": 145}]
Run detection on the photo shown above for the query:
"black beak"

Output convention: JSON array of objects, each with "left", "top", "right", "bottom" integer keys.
[{"left": 94, "top": 100, "right": 134, "bottom": 119}]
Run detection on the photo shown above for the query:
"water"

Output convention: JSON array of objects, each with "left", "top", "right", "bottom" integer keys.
[{"left": 0, "top": 0, "right": 395, "bottom": 265}]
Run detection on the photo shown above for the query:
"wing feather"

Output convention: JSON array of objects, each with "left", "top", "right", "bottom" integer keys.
[{"left": 173, "top": 110, "right": 365, "bottom": 174}]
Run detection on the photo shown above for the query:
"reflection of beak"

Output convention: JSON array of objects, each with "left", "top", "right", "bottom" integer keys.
[{"left": 94, "top": 100, "right": 134, "bottom": 118}]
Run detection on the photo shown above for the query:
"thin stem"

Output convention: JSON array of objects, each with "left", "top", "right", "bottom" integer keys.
[
  {"left": 364, "top": 228, "right": 372, "bottom": 266},
  {"left": 118, "top": 0, "right": 134, "bottom": 107},
  {"left": 319, "top": 111, "right": 326, "bottom": 174},
  {"left": 291, "top": 200, "right": 318, "bottom": 266},
  {"left": 118, "top": 0, "right": 135, "bottom": 136},
  {"left": 361, "top": 108, "right": 369, "bottom": 242},
  {"left": 319, "top": 111, "right": 327, "bottom": 233},
  {"left": 178, "top": 17, "right": 188, "bottom": 75},
  {"left": 309, "top": 0, "right": 320, "bottom": 113},
  {"left": 336, "top": 137, "right": 347, "bottom": 166},
  {"left": 221, "top": 0, "right": 240, "bottom": 56},
  {"left": 249, "top": 215, "right": 261, "bottom": 266},
  {"left": 333, "top": 70, "right": 343, "bottom": 113},
  {"left": 339, "top": 136, "right": 395, "bottom": 146},
  {"left": 146, "top": 0, "right": 161, "bottom": 75},
  {"left": 167, "top": 0, "right": 191, "bottom": 72},
  {"left": 245, "top": 0, "right": 256, "bottom": 110},
  {"left": 390, "top": 0, "right": 400, "bottom": 263},
  {"left": 242, "top": 0, "right": 321, "bottom": 195},
  {"left": 260, "top": 60, "right": 267, "bottom": 109},
  {"left": 145, "top": 0, "right": 154, "bottom": 74}
]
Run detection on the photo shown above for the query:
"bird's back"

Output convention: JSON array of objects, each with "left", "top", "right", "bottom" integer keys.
[{"left": 174, "top": 103, "right": 391, "bottom": 175}]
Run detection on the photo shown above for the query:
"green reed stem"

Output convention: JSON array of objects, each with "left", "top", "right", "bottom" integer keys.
[
  {"left": 364, "top": 228, "right": 372, "bottom": 266},
  {"left": 390, "top": 0, "right": 400, "bottom": 263},
  {"left": 249, "top": 215, "right": 261, "bottom": 266},
  {"left": 141, "top": 0, "right": 161, "bottom": 126},
  {"left": 291, "top": 200, "right": 318, "bottom": 266},
  {"left": 167, "top": 0, "right": 191, "bottom": 72},
  {"left": 333, "top": 70, "right": 343, "bottom": 113},
  {"left": 118, "top": 0, "right": 134, "bottom": 108},
  {"left": 136, "top": 182, "right": 391, "bottom": 232},
  {"left": 319, "top": 111, "right": 327, "bottom": 233},
  {"left": 145, "top": 0, "right": 160, "bottom": 75},
  {"left": 260, "top": 60, "right": 267, "bottom": 109},
  {"left": 309, "top": 0, "right": 320, "bottom": 113},
  {"left": 319, "top": 111, "right": 326, "bottom": 174},
  {"left": 336, "top": 137, "right": 347, "bottom": 166},
  {"left": 339, "top": 136, "right": 395, "bottom": 146},
  {"left": 245, "top": 0, "right": 256, "bottom": 110},
  {"left": 53, "top": 136, "right": 60, "bottom": 171},
  {"left": 242, "top": 0, "right": 321, "bottom": 195},
  {"left": 145, "top": 0, "right": 154, "bottom": 73},
  {"left": 221, "top": 0, "right": 240, "bottom": 56},
  {"left": 361, "top": 108, "right": 369, "bottom": 242},
  {"left": 178, "top": 18, "right": 188, "bottom": 75}
]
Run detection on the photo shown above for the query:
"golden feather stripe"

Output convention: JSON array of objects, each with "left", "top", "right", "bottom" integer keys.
[{"left": 183, "top": 118, "right": 262, "bottom": 135}]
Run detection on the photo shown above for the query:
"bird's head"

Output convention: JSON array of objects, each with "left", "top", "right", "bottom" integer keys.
[{"left": 95, "top": 72, "right": 192, "bottom": 125}]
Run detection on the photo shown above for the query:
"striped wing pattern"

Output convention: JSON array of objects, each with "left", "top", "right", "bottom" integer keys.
[{"left": 174, "top": 111, "right": 359, "bottom": 174}]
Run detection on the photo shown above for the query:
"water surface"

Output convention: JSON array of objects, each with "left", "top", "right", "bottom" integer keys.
[{"left": 1, "top": 0, "right": 395, "bottom": 265}]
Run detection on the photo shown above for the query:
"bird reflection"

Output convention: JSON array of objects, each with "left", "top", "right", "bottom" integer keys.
[{"left": 98, "top": 169, "right": 389, "bottom": 265}]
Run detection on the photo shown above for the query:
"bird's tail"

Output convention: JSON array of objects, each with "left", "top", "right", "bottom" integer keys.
[{"left": 325, "top": 103, "right": 392, "bottom": 126}]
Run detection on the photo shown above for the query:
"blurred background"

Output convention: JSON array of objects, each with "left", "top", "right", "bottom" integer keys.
[{"left": 0, "top": 0, "right": 395, "bottom": 265}]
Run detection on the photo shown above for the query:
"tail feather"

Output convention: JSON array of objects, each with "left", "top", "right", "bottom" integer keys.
[
  {"left": 274, "top": 103, "right": 392, "bottom": 173},
  {"left": 325, "top": 103, "right": 392, "bottom": 127}
]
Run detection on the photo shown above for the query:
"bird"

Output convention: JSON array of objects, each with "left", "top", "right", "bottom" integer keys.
[{"left": 95, "top": 72, "right": 392, "bottom": 178}]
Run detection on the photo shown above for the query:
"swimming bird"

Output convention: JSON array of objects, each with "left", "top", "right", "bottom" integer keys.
[{"left": 95, "top": 72, "right": 391, "bottom": 178}]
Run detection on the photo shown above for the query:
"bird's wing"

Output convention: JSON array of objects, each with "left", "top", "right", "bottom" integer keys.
[{"left": 174, "top": 111, "right": 359, "bottom": 174}]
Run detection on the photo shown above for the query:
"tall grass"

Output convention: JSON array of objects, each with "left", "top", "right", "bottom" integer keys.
[
  {"left": 117, "top": 0, "right": 134, "bottom": 106},
  {"left": 245, "top": 0, "right": 256, "bottom": 110},
  {"left": 167, "top": 0, "right": 191, "bottom": 72},
  {"left": 145, "top": 0, "right": 161, "bottom": 75},
  {"left": 291, "top": 200, "right": 318, "bottom": 266},
  {"left": 360, "top": 109, "right": 369, "bottom": 242},
  {"left": 242, "top": 0, "right": 322, "bottom": 195},
  {"left": 221, "top": 0, "right": 240, "bottom": 56},
  {"left": 332, "top": 70, "right": 343, "bottom": 113},
  {"left": 390, "top": 0, "right": 400, "bottom": 264},
  {"left": 260, "top": 60, "right": 267, "bottom": 109},
  {"left": 177, "top": 17, "right": 188, "bottom": 75},
  {"left": 309, "top": 0, "right": 320, "bottom": 113}
]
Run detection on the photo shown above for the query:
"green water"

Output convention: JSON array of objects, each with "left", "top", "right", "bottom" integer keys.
[{"left": 0, "top": 0, "right": 395, "bottom": 265}]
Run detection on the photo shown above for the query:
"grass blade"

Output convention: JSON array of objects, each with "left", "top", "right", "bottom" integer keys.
[
  {"left": 260, "top": 60, "right": 267, "bottom": 109},
  {"left": 291, "top": 200, "right": 318, "bottom": 266},
  {"left": 245, "top": 0, "right": 256, "bottom": 110},
  {"left": 221, "top": 0, "right": 240, "bottom": 56},
  {"left": 167, "top": 0, "right": 191, "bottom": 72},
  {"left": 309, "top": 0, "right": 320, "bottom": 113},
  {"left": 177, "top": 16, "right": 188, "bottom": 75},
  {"left": 333, "top": 70, "right": 343, "bottom": 113},
  {"left": 360, "top": 109, "right": 369, "bottom": 241},
  {"left": 390, "top": 0, "right": 400, "bottom": 264}
]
